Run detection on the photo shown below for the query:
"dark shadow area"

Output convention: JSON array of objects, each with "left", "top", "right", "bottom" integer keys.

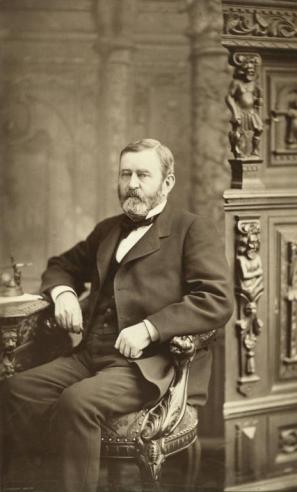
[{"left": 2, "top": 446, "right": 225, "bottom": 492}]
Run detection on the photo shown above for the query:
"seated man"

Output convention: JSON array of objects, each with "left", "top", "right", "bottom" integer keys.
[{"left": 4, "top": 138, "right": 233, "bottom": 492}]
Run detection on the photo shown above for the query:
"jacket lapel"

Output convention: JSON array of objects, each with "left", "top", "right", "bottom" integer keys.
[
  {"left": 95, "top": 217, "right": 122, "bottom": 286},
  {"left": 121, "top": 201, "right": 173, "bottom": 265}
]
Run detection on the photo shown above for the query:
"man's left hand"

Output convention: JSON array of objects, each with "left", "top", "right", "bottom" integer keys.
[{"left": 114, "top": 323, "right": 151, "bottom": 359}]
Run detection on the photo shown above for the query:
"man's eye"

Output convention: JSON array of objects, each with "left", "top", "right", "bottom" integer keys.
[{"left": 138, "top": 173, "right": 149, "bottom": 178}]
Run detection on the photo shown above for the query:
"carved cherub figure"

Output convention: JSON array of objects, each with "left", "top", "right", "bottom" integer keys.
[{"left": 226, "top": 55, "right": 263, "bottom": 158}]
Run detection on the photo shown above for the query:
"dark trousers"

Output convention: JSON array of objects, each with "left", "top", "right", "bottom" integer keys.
[{"left": 4, "top": 351, "right": 156, "bottom": 492}]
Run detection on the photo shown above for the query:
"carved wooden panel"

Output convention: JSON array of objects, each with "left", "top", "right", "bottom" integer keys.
[
  {"left": 265, "top": 67, "right": 297, "bottom": 167},
  {"left": 235, "top": 419, "right": 259, "bottom": 481},
  {"left": 269, "top": 217, "right": 297, "bottom": 383},
  {"left": 278, "top": 228, "right": 297, "bottom": 379},
  {"left": 225, "top": 415, "right": 267, "bottom": 486},
  {"left": 268, "top": 412, "right": 297, "bottom": 474}
]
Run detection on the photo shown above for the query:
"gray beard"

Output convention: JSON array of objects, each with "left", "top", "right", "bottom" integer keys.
[
  {"left": 122, "top": 197, "right": 150, "bottom": 219},
  {"left": 119, "top": 188, "right": 164, "bottom": 220}
]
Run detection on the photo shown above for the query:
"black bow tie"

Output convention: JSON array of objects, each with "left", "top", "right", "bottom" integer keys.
[{"left": 121, "top": 215, "right": 156, "bottom": 237}]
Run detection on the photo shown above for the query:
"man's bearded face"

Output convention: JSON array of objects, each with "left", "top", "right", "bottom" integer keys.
[{"left": 118, "top": 149, "right": 166, "bottom": 220}]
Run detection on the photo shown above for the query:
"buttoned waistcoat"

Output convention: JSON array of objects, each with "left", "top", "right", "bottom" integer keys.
[{"left": 41, "top": 203, "right": 233, "bottom": 405}]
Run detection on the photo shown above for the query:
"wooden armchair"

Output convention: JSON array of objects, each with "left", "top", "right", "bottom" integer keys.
[{"left": 2, "top": 301, "right": 216, "bottom": 490}]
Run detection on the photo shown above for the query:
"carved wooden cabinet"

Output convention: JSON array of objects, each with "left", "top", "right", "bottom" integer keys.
[
  {"left": 224, "top": 191, "right": 297, "bottom": 490},
  {"left": 221, "top": 0, "right": 297, "bottom": 490}
]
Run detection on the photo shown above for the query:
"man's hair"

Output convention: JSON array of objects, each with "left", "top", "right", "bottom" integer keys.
[{"left": 120, "top": 138, "right": 175, "bottom": 179}]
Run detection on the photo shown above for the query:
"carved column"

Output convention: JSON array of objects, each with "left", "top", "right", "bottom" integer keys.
[
  {"left": 184, "top": 0, "right": 230, "bottom": 223},
  {"left": 95, "top": 0, "right": 138, "bottom": 217}
]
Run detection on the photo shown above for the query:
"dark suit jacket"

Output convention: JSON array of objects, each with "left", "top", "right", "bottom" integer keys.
[{"left": 41, "top": 202, "right": 233, "bottom": 405}]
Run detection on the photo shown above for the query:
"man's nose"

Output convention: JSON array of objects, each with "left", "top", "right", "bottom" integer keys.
[{"left": 129, "top": 173, "right": 140, "bottom": 189}]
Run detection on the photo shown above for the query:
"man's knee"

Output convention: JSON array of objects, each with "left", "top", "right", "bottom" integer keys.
[
  {"left": 56, "top": 385, "right": 102, "bottom": 425},
  {"left": 56, "top": 386, "right": 80, "bottom": 416}
]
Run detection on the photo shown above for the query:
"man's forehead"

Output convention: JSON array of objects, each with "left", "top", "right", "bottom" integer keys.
[{"left": 120, "top": 149, "right": 161, "bottom": 169}]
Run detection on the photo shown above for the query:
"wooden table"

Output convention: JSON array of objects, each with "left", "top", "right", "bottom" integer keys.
[{"left": 0, "top": 298, "right": 50, "bottom": 378}]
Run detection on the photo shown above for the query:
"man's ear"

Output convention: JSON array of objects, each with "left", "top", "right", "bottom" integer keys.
[{"left": 164, "top": 174, "right": 175, "bottom": 195}]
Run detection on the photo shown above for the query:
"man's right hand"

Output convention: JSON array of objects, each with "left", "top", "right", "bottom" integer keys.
[{"left": 54, "top": 291, "right": 83, "bottom": 333}]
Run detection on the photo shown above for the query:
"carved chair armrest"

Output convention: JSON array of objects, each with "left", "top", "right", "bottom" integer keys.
[
  {"left": 139, "top": 329, "right": 216, "bottom": 443},
  {"left": 169, "top": 329, "right": 216, "bottom": 359}
]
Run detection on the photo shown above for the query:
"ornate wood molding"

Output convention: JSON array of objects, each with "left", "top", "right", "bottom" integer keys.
[
  {"left": 224, "top": 189, "right": 297, "bottom": 211},
  {"left": 224, "top": 391, "right": 297, "bottom": 418},
  {"left": 222, "top": 4, "right": 297, "bottom": 50},
  {"left": 222, "top": 38, "right": 297, "bottom": 49},
  {"left": 223, "top": 7, "right": 297, "bottom": 39},
  {"left": 235, "top": 217, "right": 264, "bottom": 396}
]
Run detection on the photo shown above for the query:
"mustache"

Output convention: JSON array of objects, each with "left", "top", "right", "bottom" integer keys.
[{"left": 123, "top": 189, "right": 144, "bottom": 200}]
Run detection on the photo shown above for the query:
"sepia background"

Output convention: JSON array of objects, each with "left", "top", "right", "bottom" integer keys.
[
  {"left": 0, "top": 0, "right": 232, "bottom": 292},
  {"left": 1, "top": 0, "right": 297, "bottom": 490}
]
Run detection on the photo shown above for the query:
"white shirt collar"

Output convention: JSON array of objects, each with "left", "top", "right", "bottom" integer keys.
[{"left": 146, "top": 199, "right": 167, "bottom": 219}]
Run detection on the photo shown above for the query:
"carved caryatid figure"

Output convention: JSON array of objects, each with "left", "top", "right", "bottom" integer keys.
[
  {"left": 235, "top": 219, "right": 264, "bottom": 386},
  {"left": 236, "top": 222, "right": 264, "bottom": 304},
  {"left": 226, "top": 54, "right": 263, "bottom": 158}
]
